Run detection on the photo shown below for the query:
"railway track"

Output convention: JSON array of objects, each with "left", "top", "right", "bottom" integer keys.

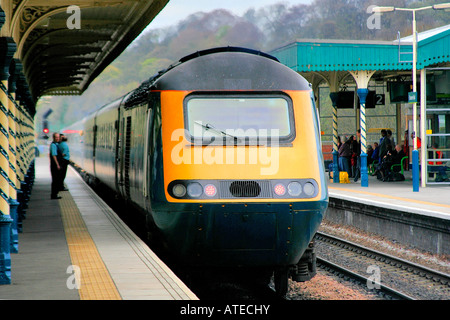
[
  {"left": 316, "top": 257, "right": 414, "bottom": 300},
  {"left": 314, "top": 232, "right": 450, "bottom": 300}
]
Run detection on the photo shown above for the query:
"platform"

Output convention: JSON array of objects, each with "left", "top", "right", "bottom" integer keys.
[
  {"left": 328, "top": 170, "right": 450, "bottom": 220},
  {"left": 0, "top": 156, "right": 198, "bottom": 300}
]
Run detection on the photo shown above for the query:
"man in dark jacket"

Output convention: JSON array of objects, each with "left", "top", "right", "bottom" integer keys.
[
  {"left": 379, "top": 144, "right": 405, "bottom": 181},
  {"left": 378, "top": 129, "right": 391, "bottom": 162},
  {"left": 338, "top": 136, "right": 352, "bottom": 177},
  {"left": 58, "top": 134, "right": 70, "bottom": 191},
  {"left": 50, "top": 132, "right": 62, "bottom": 199},
  {"left": 353, "top": 130, "right": 362, "bottom": 182}
]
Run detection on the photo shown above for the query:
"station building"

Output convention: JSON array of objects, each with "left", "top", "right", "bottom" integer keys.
[{"left": 271, "top": 24, "right": 450, "bottom": 187}]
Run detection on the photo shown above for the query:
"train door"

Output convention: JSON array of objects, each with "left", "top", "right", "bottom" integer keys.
[
  {"left": 116, "top": 113, "right": 133, "bottom": 199},
  {"left": 123, "top": 115, "right": 132, "bottom": 199},
  {"left": 114, "top": 118, "right": 120, "bottom": 192},
  {"left": 143, "top": 107, "right": 153, "bottom": 205},
  {"left": 116, "top": 105, "right": 127, "bottom": 198},
  {"left": 92, "top": 124, "right": 97, "bottom": 177},
  {"left": 143, "top": 93, "right": 160, "bottom": 212}
]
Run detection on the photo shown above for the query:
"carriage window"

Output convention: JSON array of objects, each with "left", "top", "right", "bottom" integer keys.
[{"left": 185, "top": 94, "right": 295, "bottom": 143}]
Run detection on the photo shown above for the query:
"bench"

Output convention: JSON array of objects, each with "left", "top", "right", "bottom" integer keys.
[
  {"left": 427, "top": 165, "right": 450, "bottom": 182},
  {"left": 390, "top": 156, "right": 408, "bottom": 175}
]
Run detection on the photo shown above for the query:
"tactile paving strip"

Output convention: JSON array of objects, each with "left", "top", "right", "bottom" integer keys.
[{"left": 59, "top": 192, "right": 122, "bottom": 300}]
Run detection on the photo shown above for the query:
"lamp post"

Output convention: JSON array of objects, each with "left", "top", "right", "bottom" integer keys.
[{"left": 372, "top": 3, "right": 450, "bottom": 191}]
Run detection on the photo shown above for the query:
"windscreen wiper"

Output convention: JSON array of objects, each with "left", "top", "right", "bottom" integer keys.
[{"left": 194, "top": 121, "right": 240, "bottom": 142}]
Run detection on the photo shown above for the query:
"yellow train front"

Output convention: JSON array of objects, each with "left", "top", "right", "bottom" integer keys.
[
  {"left": 66, "top": 47, "right": 328, "bottom": 296},
  {"left": 150, "top": 47, "right": 328, "bottom": 293}
]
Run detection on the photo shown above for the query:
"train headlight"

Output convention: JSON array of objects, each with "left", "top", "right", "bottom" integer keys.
[
  {"left": 204, "top": 184, "right": 217, "bottom": 197},
  {"left": 288, "top": 181, "right": 302, "bottom": 197},
  {"left": 274, "top": 183, "right": 286, "bottom": 196},
  {"left": 172, "top": 184, "right": 187, "bottom": 198},
  {"left": 187, "top": 182, "right": 203, "bottom": 198},
  {"left": 303, "top": 182, "right": 315, "bottom": 197}
]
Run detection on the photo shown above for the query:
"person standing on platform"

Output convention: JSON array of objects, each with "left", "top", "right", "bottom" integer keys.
[
  {"left": 338, "top": 136, "right": 352, "bottom": 177},
  {"left": 58, "top": 134, "right": 70, "bottom": 192},
  {"left": 378, "top": 129, "right": 391, "bottom": 162},
  {"left": 50, "top": 132, "right": 62, "bottom": 199},
  {"left": 387, "top": 129, "right": 395, "bottom": 148},
  {"left": 353, "top": 129, "right": 362, "bottom": 182}
]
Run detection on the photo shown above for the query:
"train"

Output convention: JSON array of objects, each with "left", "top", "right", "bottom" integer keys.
[{"left": 63, "top": 47, "right": 329, "bottom": 296}]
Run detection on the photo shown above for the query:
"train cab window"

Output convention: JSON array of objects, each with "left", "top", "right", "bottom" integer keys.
[{"left": 185, "top": 93, "right": 295, "bottom": 144}]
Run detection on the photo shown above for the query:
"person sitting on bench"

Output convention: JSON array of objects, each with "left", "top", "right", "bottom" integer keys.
[
  {"left": 377, "top": 144, "right": 405, "bottom": 181},
  {"left": 428, "top": 143, "right": 449, "bottom": 182}
]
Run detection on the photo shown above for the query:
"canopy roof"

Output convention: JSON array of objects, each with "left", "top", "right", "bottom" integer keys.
[
  {"left": 271, "top": 24, "right": 450, "bottom": 73},
  {"left": 1, "top": 0, "right": 169, "bottom": 101}
]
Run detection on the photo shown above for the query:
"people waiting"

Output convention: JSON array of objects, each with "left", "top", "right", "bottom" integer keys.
[
  {"left": 375, "top": 144, "right": 405, "bottom": 181},
  {"left": 338, "top": 136, "right": 352, "bottom": 178}
]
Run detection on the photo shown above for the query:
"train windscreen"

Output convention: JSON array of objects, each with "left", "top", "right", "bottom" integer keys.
[{"left": 184, "top": 94, "right": 295, "bottom": 143}]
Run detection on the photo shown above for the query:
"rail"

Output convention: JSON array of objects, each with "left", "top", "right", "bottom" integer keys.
[{"left": 314, "top": 232, "right": 450, "bottom": 300}]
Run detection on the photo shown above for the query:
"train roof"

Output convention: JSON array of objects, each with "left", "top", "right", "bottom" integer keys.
[{"left": 124, "top": 47, "right": 310, "bottom": 107}]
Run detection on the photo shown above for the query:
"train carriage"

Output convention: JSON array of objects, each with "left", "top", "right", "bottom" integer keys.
[{"left": 64, "top": 47, "right": 328, "bottom": 296}]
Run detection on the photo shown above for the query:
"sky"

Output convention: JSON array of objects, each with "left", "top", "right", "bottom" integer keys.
[{"left": 146, "top": 0, "right": 313, "bottom": 30}]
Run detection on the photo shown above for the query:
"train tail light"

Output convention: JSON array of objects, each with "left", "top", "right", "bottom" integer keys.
[
  {"left": 274, "top": 183, "right": 286, "bottom": 196},
  {"left": 204, "top": 184, "right": 217, "bottom": 197}
]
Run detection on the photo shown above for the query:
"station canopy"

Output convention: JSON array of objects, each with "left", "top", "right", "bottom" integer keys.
[
  {"left": 1, "top": 0, "right": 169, "bottom": 101},
  {"left": 270, "top": 24, "right": 450, "bottom": 84}
]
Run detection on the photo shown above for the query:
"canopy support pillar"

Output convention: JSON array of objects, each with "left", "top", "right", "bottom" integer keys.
[{"left": 349, "top": 70, "right": 376, "bottom": 187}]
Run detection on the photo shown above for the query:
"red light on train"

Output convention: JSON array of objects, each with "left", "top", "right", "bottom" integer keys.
[
  {"left": 274, "top": 183, "right": 286, "bottom": 196},
  {"left": 204, "top": 184, "right": 217, "bottom": 197}
]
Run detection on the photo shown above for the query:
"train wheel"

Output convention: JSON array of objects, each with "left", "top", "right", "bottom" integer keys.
[{"left": 274, "top": 267, "right": 289, "bottom": 297}]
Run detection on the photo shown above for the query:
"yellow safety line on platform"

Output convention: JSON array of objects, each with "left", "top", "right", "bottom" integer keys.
[
  {"left": 59, "top": 193, "right": 122, "bottom": 300},
  {"left": 329, "top": 186, "right": 450, "bottom": 209}
]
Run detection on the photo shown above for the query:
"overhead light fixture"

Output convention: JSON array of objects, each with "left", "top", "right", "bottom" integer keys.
[
  {"left": 433, "top": 3, "right": 450, "bottom": 10},
  {"left": 371, "top": 6, "right": 395, "bottom": 13}
]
